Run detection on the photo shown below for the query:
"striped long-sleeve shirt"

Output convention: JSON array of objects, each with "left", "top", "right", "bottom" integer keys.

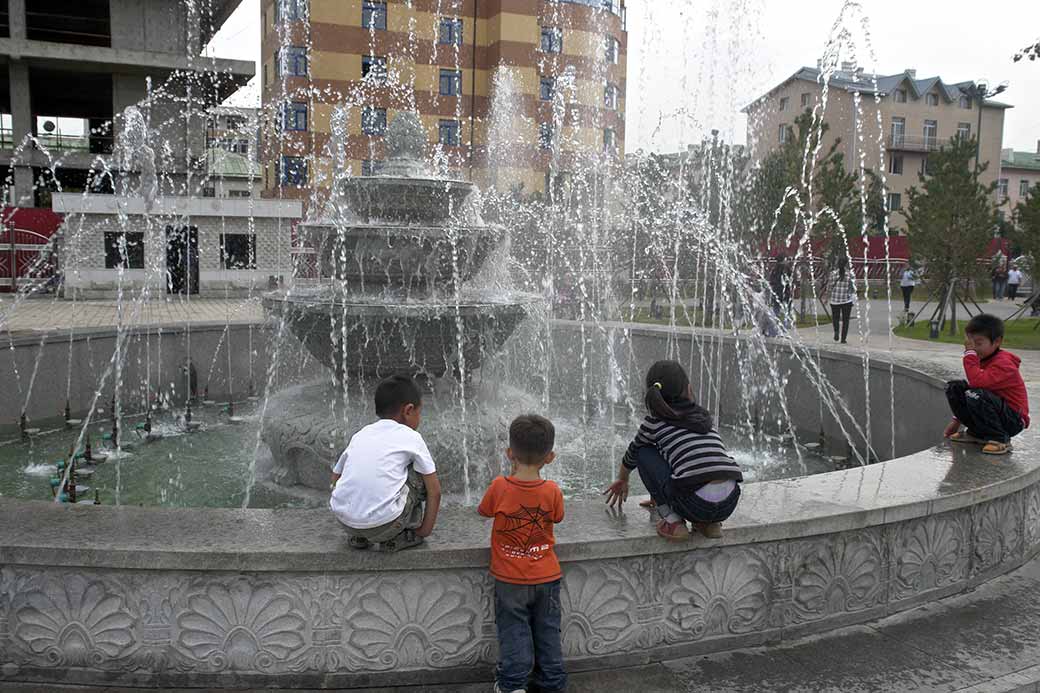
[{"left": 622, "top": 414, "right": 744, "bottom": 489}]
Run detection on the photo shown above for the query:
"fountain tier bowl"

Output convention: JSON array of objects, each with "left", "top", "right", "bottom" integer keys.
[
  {"left": 263, "top": 291, "right": 542, "bottom": 378},
  {"left": 340, "top": 176, "right": 480, "bottom": 225},
  {"left": 299, "top": 223, "right": 500, "bottom": 291}
]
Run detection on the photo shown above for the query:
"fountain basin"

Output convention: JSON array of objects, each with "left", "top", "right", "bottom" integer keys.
[
  {"left": 263, "top": 291, "right": 541, "bottom": 378},
  {"left": 298, "top": 222, "right": 501, "bottom": 291},
  {"left": 340, "top": 176, "right": 481, "bottom": 225},
  {"left": 1, "top": 343, "right": 1038, "bottom": 689}
]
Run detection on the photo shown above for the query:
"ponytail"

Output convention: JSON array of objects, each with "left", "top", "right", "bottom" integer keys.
[{"left": 644, "top": 360, "right": 690, "bottom": 420}]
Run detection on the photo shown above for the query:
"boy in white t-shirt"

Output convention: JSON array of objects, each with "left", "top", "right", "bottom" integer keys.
[{"left": 330, "top": 375, "right": 442, "bottom": 552}]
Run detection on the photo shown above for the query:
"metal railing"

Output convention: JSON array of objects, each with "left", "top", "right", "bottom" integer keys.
[
  {"left": 0, "top": 129, "right": 114, "bottom": 154},
  {"left": 888, "top": 134, "right": 941, "bottom": 152}
]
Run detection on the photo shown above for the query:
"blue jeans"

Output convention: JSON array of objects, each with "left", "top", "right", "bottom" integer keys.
[
  {"left": 494, "top": 579, "right": 567, "bottom": 692},
  {"left": 635, "top": 446, "right": 740, "bottom": 524}
]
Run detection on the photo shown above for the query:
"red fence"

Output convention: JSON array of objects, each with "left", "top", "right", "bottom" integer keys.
[{"left": 0, "top": 207, "right": 64, "bottom": 293}]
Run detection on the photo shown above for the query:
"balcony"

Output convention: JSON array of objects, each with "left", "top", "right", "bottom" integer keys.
[
  {"left": 0, "top": 129, "right": 114, "bottom": 155},
  {"left": 888, "top": 134, "right": 941, "bottom": 153}
]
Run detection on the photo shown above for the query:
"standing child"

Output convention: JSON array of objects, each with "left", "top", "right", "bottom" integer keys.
[
  {"left": 478, "top": 415, "right": 566, "bottom": 693},
  {"left": 900, "top": 264, "right": 917, "bottom": 314},
  {"left": 605, "top": 360, "right": 743, "bottom": 539},
  {"left": 944, "top": 314, "right": 1030, "bottom": 455},
  {"left": 330, "top": 375, "right": 442, "bottom": 552}
]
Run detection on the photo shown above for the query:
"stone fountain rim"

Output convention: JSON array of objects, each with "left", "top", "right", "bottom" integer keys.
[{"left": 1, "top": 341, "right": 1036, "bottom": 574}]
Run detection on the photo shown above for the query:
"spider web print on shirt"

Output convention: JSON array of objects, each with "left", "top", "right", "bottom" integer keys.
[{"left": 496, "top": 505, "right": 553, "bottom": 558}]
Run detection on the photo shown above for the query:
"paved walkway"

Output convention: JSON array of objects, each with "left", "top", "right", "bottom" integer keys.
[
  {"left": 0, "top": 296, "right": 263, "bottom": 334},
  {"left": 6, "top": 552, "right": 1040, "bottom": 692}
]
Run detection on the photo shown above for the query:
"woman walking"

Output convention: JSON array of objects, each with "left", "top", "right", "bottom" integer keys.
[
  {"left": 828, "top": 258, "right": 856, "bottom": 344},
  {"left": 900, "top": 264, "right": 917, "bottom": 314}
]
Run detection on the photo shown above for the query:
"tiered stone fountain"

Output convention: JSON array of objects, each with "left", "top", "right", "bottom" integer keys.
[{"left": 261, "top": 113, "right": 541, "bottom": 494}]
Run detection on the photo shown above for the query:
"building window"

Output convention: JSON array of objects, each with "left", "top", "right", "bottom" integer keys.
[
  {"left": 439, "top": 69, "right": 462, "bottom": 97},
  {"left": 277, "top": 46, "right": 308, "bottom": 76},
  {"left": 361, "top": 159, "right": 381, "bottom": 176},
  {"left": 221, "top": 234, "right": 256, "bottom": 270},
  {"left": 926, "top": 92, "right": 939, "bottom": 106},
  {"left": 998, "top": 178, "right": 1009, "bottom": 200},
  {"left": 283, "top": 102, "right": 307, "bottom": 131},
  {"left": 362, "top": 107, "right": 387, "bottom": 136},
  {"left": 539, "top": 123, "right": 553, "bottom": 150},
  {"left": 362, "top": 1, "right": 387, "bottom": 30},
  {"left": 887, "top": 192, "right": 902, "bottom": 211},
  {"left": 202, "top": 187, "right": 216, "bottom": 198},
  {"left": 891, "top": 117, "right": 905, "bottom": 146},
  {"left": 280, "top": 155, "right": 307, "bottom": 186},
  {"left": 921, "top": 156, "right": 935, "bottom": 176},
  {"left": 779, "top": 96, "right": 789, "bottom": 111},
  {"left": 888, "top": 153, "right": 903, "bottom": 175},
  {"left": 275, "top": 0, "right": 307, "bottom": 21},
  {"left": 603, "top": 128, "right": 616, "bottom": 152},
  {"left": 801, "top": 92, "right": 811, "bottom": 108},
  {"left": 540, "top": 27, "right": 563, "bottom": 54},
  {"left": 957, "top": 122, "right": 971, "bottom": 140},
  {"left": 228, "top": 190, "right": 251, "bottom": 198},
  {"left": 1021, "top": 180, "right": 1033, "bottom": 198},
  {"left": 540, "top": 77, "right": 555, "bottom": 101},
  {"left": 605, "top": 36, "right": 620, "bottom": 64},
  {"left": 959, "top": 95, "right": 973, "bottom": 109},
  {"left": 604, "top": 83, "right": 619, "bottom": 110},
  {"left": 893, "top": 88, "right": 907, "bottom": 103},
  {"left": 439, "top": 120, "right": 460, "bottom": 146},
  {"left": 362, "top": 55, "right": 387, "bottom": 82},
  {"left": 923, "top": 120, "right": 938, "bottom": 147},
  {"left": 439, "top": 17, "right": 463, "bottom": 45},
  {"left": 778, "top": 124, "right": 789, "bottom": 144},
  {"left": 104, "top": 232, "right": 145, "bottom": 270}
]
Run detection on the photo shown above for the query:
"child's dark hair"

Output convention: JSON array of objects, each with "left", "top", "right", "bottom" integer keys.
[
  {"left": 374, "top": 375, "right": 422, "bottom": 417},
  {"left": 645, "top": 360, "right": 690, "bottom": 420},
  {"left": 965, "top": 314, "right": 1005, "bottom": 342},
  {"left": 509, "top": 414, "right": 555, "bottom": 463}
]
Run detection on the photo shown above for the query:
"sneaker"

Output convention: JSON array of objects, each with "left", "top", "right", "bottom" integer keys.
[
  {"left": 982, "top": 441, "right": 1012, "bottom": 456},
  {"left": 347, "top": 536, "right": 371, "bottom": 550},
  {"left": 493, "top": 683, "right": 525, "bottom": 693},
  {"left": 693, "top": 522, "right": 724, "bottom": 539},
  {"left": 656, "top": 518, "right": 689, "bottom": 541},
  {"left": 378, "top": 529, "right": 424, "bottom": 553},
  {"left": 950, "top": 431, "right": 985, "bottom": 445}
]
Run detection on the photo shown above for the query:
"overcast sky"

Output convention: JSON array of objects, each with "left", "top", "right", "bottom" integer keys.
[{"left": 209, "top": 0, "right": 1040, "bottom": 154}]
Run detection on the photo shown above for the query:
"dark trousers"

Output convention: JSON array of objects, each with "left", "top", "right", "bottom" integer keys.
[
  {"left": 901, "top": 286, "right": 914, "bottom": 312},
  {"left": 635, "top": 446, "right": 740, "bottom": 524},
  {"left": 946, "top": 380, "right": 1023, "bottom": 444},
  {"left": 494, "top": 579, "right": 566, "bottom": 693},
  {"left": 831, "top": 302, "right": 853, "bottom": 342},
  {"left": 1008, "top": 284, "right": 1020, "bottom": 301}
]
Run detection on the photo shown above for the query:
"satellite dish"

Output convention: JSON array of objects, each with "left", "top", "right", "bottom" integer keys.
[{"left": 42, "top": 120, "right": 56, "bottom": 133}]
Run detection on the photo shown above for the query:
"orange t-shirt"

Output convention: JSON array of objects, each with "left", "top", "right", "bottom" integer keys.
[{"left": 477, "top": 476, "right": 565, "bottom": 585}]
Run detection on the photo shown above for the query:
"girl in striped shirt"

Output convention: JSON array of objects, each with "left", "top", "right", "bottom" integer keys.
[{"left": 604, "top": 360, "right": 743, "bottom": 540}]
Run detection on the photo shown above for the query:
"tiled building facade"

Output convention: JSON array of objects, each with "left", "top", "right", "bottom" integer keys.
[{"left": 260, "top": 0, "right": 627, "bottom": 211}]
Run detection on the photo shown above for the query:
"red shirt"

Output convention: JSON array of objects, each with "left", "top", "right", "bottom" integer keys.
[
  {"left": 963, "top": 349, "right": 1030, "bottom": 427},
  {"left": 478, "top": 476, "right": 565, "bottom": 585}
]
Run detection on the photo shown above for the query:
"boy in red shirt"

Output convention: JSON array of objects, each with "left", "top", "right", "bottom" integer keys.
[
  {"left": 945, "top": 314, "right": 1030, "bottom": 455},
  {"left": 478, "top": 415, "right": 566, "bottom": 693}
]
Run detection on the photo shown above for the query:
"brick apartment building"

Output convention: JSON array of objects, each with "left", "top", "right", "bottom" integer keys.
[{"left": 260, "top": 0, "right": 628, "bottom": 212}]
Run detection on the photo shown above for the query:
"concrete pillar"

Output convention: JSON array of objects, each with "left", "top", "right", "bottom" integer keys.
[
  {"left": 8, "top": 60, "right": 34, "bottom": 207},
  {"left": 8, "top": 0, "right": 26, "bottom": 40}
]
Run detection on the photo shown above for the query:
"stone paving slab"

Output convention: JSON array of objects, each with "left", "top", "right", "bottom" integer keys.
[{"left": 7, "top": 555, "right": 1040, "bottom": 692}]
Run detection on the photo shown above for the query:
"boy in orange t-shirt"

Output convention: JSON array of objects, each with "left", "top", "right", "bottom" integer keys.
[{"left": 478, "top": 414, "right": 566, "bottom": 693}]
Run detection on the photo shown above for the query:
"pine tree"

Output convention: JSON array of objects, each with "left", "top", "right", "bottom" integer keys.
[
  {"left": 1014, "top": 182, "right": 1040, "bottom": 279},
  {"left": 903, "top": 135, "right": 1000, "bottom": 334}
]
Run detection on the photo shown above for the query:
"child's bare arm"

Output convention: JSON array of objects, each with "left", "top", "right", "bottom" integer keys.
[{"left": 416, "top": 472, "right": 442, "bottom": 537}]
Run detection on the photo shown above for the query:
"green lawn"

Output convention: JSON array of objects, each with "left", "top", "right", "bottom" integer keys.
[{"left": 894, "top": 319, "right": 1040, "bottom": 350}]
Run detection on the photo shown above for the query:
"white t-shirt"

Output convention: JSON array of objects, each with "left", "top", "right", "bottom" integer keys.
[
  {"left": 1008, "top": 270, "right": 1023, "bottom": 285},
  {"left": 900, "top": 270, "right": 916, "bottom": 287},
  {"left": 330, "top": 419, "right": 436, "bottom": 529}
]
